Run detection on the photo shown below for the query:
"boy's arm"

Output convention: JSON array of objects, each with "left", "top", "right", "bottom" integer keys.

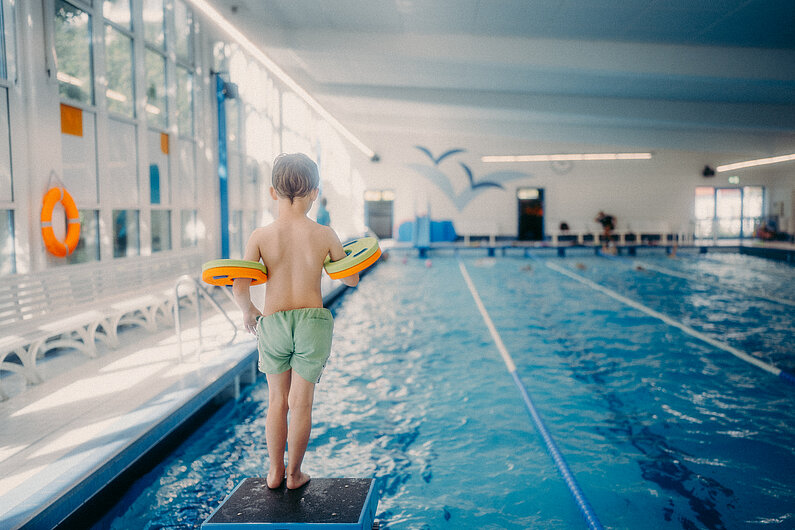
[
  {"left": 232, "top": 232, "right": 263, "bottom": 334},
  {"left": 327, "top": 228, "right": 359, "bottom": 287}
]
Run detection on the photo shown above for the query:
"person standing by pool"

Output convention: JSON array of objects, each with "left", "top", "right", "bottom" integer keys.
[
  {"left": 595, "top": 211, "right": 616, "bottom": 252},
  {"left": 232, "top": 153, "right": 359, "bottom": 489},
  {"left": 316, "top": 196, "right": 331, "bottom": 226}
]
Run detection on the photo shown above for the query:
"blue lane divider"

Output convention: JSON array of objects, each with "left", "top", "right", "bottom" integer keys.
[
  {"left": 458, "top": 259, "right": 604, "bottom": 530},
  {"left": 779, "top": 370, "right": 795, "bottom": 386},
  {"left": 509, "top": 370, "right": 604, "bottom": 529}
]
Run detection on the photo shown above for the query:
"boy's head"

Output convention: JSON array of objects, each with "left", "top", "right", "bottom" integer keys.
[{"left": 272, "top": 153, "right": 319, "bottom": 203}]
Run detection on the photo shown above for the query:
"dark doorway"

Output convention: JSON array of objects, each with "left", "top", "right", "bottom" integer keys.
[
  {"left": 517, "top": 188, "right": 544, "bottom": 241},
  {"left": 365, "top": 190, "right": 394, "bottom": 239}
]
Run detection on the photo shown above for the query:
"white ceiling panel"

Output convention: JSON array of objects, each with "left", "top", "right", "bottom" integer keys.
[{"left": 212, "top": 0, "right": 795, "bottom": 167}]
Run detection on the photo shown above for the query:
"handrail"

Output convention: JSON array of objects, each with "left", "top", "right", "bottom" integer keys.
[{"left": 174, "top": 275, "right": 238, "bottom": 362}]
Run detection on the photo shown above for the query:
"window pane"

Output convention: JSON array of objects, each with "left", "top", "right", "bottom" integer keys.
[
  {"left": 148, "top": 129, "right": 169, "bottom": 204},
  {"left": 142, "top": 0, "right": 164, "bottom": 48},
  {"left": 0, "top": 2, "right": 8, "bottom": 80},
  {"left": 103, "top": 0, "right": 131, "bottom": 29},
  {"left": 226, "top": 98, "right": 240, "bottom": 152},
  {"left": 244, "top": 157, "right": 259, "bottom": 209},
  {"left": 61, "top": 107, "right": 99, "bottom": 203},
  {"left": 151, "top": 209, "right": 171, "bottom": 252},
  {"left": 0, "top": 88, "right": 11, "bottom": 201},
  {"left": 145, "top": 49, "right": 166, "bottom": 128},
  {"left": 0, "top": 210, "right": 15, "bottom": 275},
  {"left": 743, "top": 186, "right": 764, "bottom": 218},
  {"left": 108, "top": 118, "right": 139, "bottom": 203},
  {"left": 283, "top": 92, "right": 310, "bottom": 134},
  {"left": 177, "top": 139, "right": 196, "bottom": 202},
  {"left": 174, "top": 0, "right": 194, "bottom": 64},
  {"left": 105, "top": 25, "right": 134, "bottom": 116},
  {"left": 55, "top": 0, "right": 94, "bottom": 104},
  {"left": 229, "top": 210, "right": 242, "bottom": 259},
  {"left": 181, "top": 209, "right": 198, "bottom": 247},
  {"left": 227, "top": 153, "right": 241, "bottom": 206},
  {"left": 176, "top": 66, "right": 193, "bottom": 137},
  {"left": 67, "top": 209, "right": 100, "bottom": 264},
  {"left": 113, "top": 209, "right": 139, "bottom": 257},
  {"left": 694, "top": 186, "right": 714, "bottom": 220},
  {"left": 716, "top": 188, "right": 742, "bottom": 238}
]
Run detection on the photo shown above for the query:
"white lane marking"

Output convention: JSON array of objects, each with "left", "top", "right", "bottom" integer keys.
[
  {"left": 458, "top": 259, "right": 517, "bottom": 373},
  {"left": 633, "top": 260, "right": 795, "bottom": 307},
  {"left": 545, "top": 261, "right": 781, "bottom": 376}
]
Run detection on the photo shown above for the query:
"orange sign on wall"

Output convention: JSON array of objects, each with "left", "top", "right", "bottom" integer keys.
[
  {"left": 160, "top": 133, "right": 169, "bottom": 155},
  {"left": 60, "top": 104, "right": 83, "bottom": 137}
]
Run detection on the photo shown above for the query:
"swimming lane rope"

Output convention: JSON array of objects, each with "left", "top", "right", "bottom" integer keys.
[
  {"left": 597, "top": 251, "right": 795, "bottom": 308},
  {"left": 544, "top": 260, "right": 795, "bottom": 387},
  {"left": 458, "top": 259, "right": 604, "bottom": 530}
]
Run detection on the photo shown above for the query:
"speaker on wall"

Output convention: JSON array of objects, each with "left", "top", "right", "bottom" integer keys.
[{"left": 702, "top": 165, "right": 715, "bottom": 177}]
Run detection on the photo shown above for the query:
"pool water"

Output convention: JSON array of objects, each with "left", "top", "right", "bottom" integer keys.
[{"left": 103, "top": 252, "right": 795, "bottom": 529}]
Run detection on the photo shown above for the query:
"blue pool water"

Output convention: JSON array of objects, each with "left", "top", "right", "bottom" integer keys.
[{"left": 104, "top": 252, "right": 795, "bottom": 529}]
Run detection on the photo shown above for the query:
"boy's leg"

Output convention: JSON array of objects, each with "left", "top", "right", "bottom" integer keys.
[
  {"left": 286, "top": 371, "right": 315, "bottom": 489},
  {"left": 265, "top": 370, "right": 291, "bottom": 488}
]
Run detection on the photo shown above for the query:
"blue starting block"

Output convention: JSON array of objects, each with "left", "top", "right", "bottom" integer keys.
[{"left": 202, "top": 478, "right": 379, "bottom": 529}]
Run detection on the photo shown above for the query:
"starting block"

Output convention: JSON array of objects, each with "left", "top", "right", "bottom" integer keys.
[{"left": 202, "top": 478, "right": 379, "bottom": 529}]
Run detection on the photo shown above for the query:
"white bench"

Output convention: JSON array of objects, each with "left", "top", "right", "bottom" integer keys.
[{"left": 0, "top": 251, "right": 202, "bottom": 400}]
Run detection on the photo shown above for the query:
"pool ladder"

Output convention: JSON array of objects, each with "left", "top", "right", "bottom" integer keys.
[{"left": 173, "top": 275, "right": 238, "bottom": 362}]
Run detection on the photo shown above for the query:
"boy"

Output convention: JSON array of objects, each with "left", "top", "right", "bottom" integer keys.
[{"left": 232, "top": 153, "right": 359, "bottom": 490}]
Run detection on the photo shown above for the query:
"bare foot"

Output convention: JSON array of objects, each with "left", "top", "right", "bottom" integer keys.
[
  {"left": 267, "top": 466, "right": 285, "bottom": 489},
  {"left": 286, "top": 471, "right": 310, "bottom": 489}
]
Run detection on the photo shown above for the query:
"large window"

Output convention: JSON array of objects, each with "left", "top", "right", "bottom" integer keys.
[
  {"left": 67, "top": 209, "right": 100, "bottom": 264},
  {"left": 176, "top": 66, "right": 193, "bottom": 137},
  {"left": 0, "top": 1, "right": 8, "bottom": 80},
  {"left": 104, "top": 24, "right": 134, "bottom": 117},
  {"left": 0, "top": 210, "right": 14, "bottom": 275},
  {"left": 151, "top": 209, "right": 171, "bottom": 252},
  {"left": 694, "top": 186, "right": 764, "bottom": 239},
  {"left": 1, "top": 3, "right": 15, "bottom": 275},
  {"left": 144, "top": 48, "right": 167, "bottom": 128},
  {"left": 180, "top": 209, "right": 198, "bottom": 248},
  {"left": 174, "top": 0, "right": 194, "bottom": 64},
  {"left": 113, "top": 209, "right": 140, "bottom": 257},
  {"left": 103, "top": 0, "right": 132, "bottom": 29},
  {"left": 142, "top": 0, "right": 165, "bottom": 49},
  {"left": 55, "top": 1, "right": 94, "bottom": 105}
]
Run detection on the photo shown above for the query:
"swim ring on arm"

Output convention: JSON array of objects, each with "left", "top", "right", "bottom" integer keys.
[
  {"left": 201, "top": 237, "right": 381, "bottom": 285},
  {"left": 202, "top": 259, "right": 268, "bottom": 286},
  {"left": 323, "top": 237, "right": 381, "bottom": 279}
]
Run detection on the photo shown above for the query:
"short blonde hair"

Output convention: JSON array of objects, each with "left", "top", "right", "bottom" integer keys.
[{"left": 272, "top": 153, "right": 319, "bottom": 203}]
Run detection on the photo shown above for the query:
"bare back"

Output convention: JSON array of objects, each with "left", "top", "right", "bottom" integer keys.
[{"left": 245, "top": 216, "right": 340, "bottom": 316}]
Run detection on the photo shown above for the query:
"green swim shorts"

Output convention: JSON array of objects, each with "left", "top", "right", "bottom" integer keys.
[{"left": 257, "top": 307, "right": 334, "bottom": 384}]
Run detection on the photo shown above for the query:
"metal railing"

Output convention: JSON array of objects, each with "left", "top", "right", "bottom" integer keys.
[{"left": 174, "top": 275, "right": 238, "bottom": 362}]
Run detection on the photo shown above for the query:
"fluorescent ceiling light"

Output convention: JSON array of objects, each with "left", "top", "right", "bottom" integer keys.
[
  {"left": 186, "top": 0, "right": 376, "bottom": 160},
  {"left": 482, "top": 153, "right": 652, "bottom": 163},
  {"left": 716, "top": 153, "right": 795, "bottom": 172}
]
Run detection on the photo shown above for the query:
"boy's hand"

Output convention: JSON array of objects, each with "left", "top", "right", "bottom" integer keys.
[{"left": 243, "top": 306, "right": 262, "bottom": 335}]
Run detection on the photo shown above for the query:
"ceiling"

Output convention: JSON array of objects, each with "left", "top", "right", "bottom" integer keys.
[{"left": 211, "top": 0, "right": 795, "bottom": 166}]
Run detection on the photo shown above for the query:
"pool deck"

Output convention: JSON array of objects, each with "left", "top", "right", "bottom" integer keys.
[
  {"left": 0, "top": 301, "right": 258, "bottom": 529},
  {"left": 0, "top": 280, "right": 349, "bottom": 529}
]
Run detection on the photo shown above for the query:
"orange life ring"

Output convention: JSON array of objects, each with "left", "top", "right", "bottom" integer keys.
[{"left": 40, "top": 187, "right": 81, "bottom": 257}]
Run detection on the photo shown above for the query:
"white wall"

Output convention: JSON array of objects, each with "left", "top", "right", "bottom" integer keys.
[{"left": 361, "top": 130, "right": 793, "bottom": 239}]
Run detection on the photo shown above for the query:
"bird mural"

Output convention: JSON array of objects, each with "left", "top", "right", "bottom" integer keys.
[{"left": 408, "top": 146, "right": 531, "bottom": 210}]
